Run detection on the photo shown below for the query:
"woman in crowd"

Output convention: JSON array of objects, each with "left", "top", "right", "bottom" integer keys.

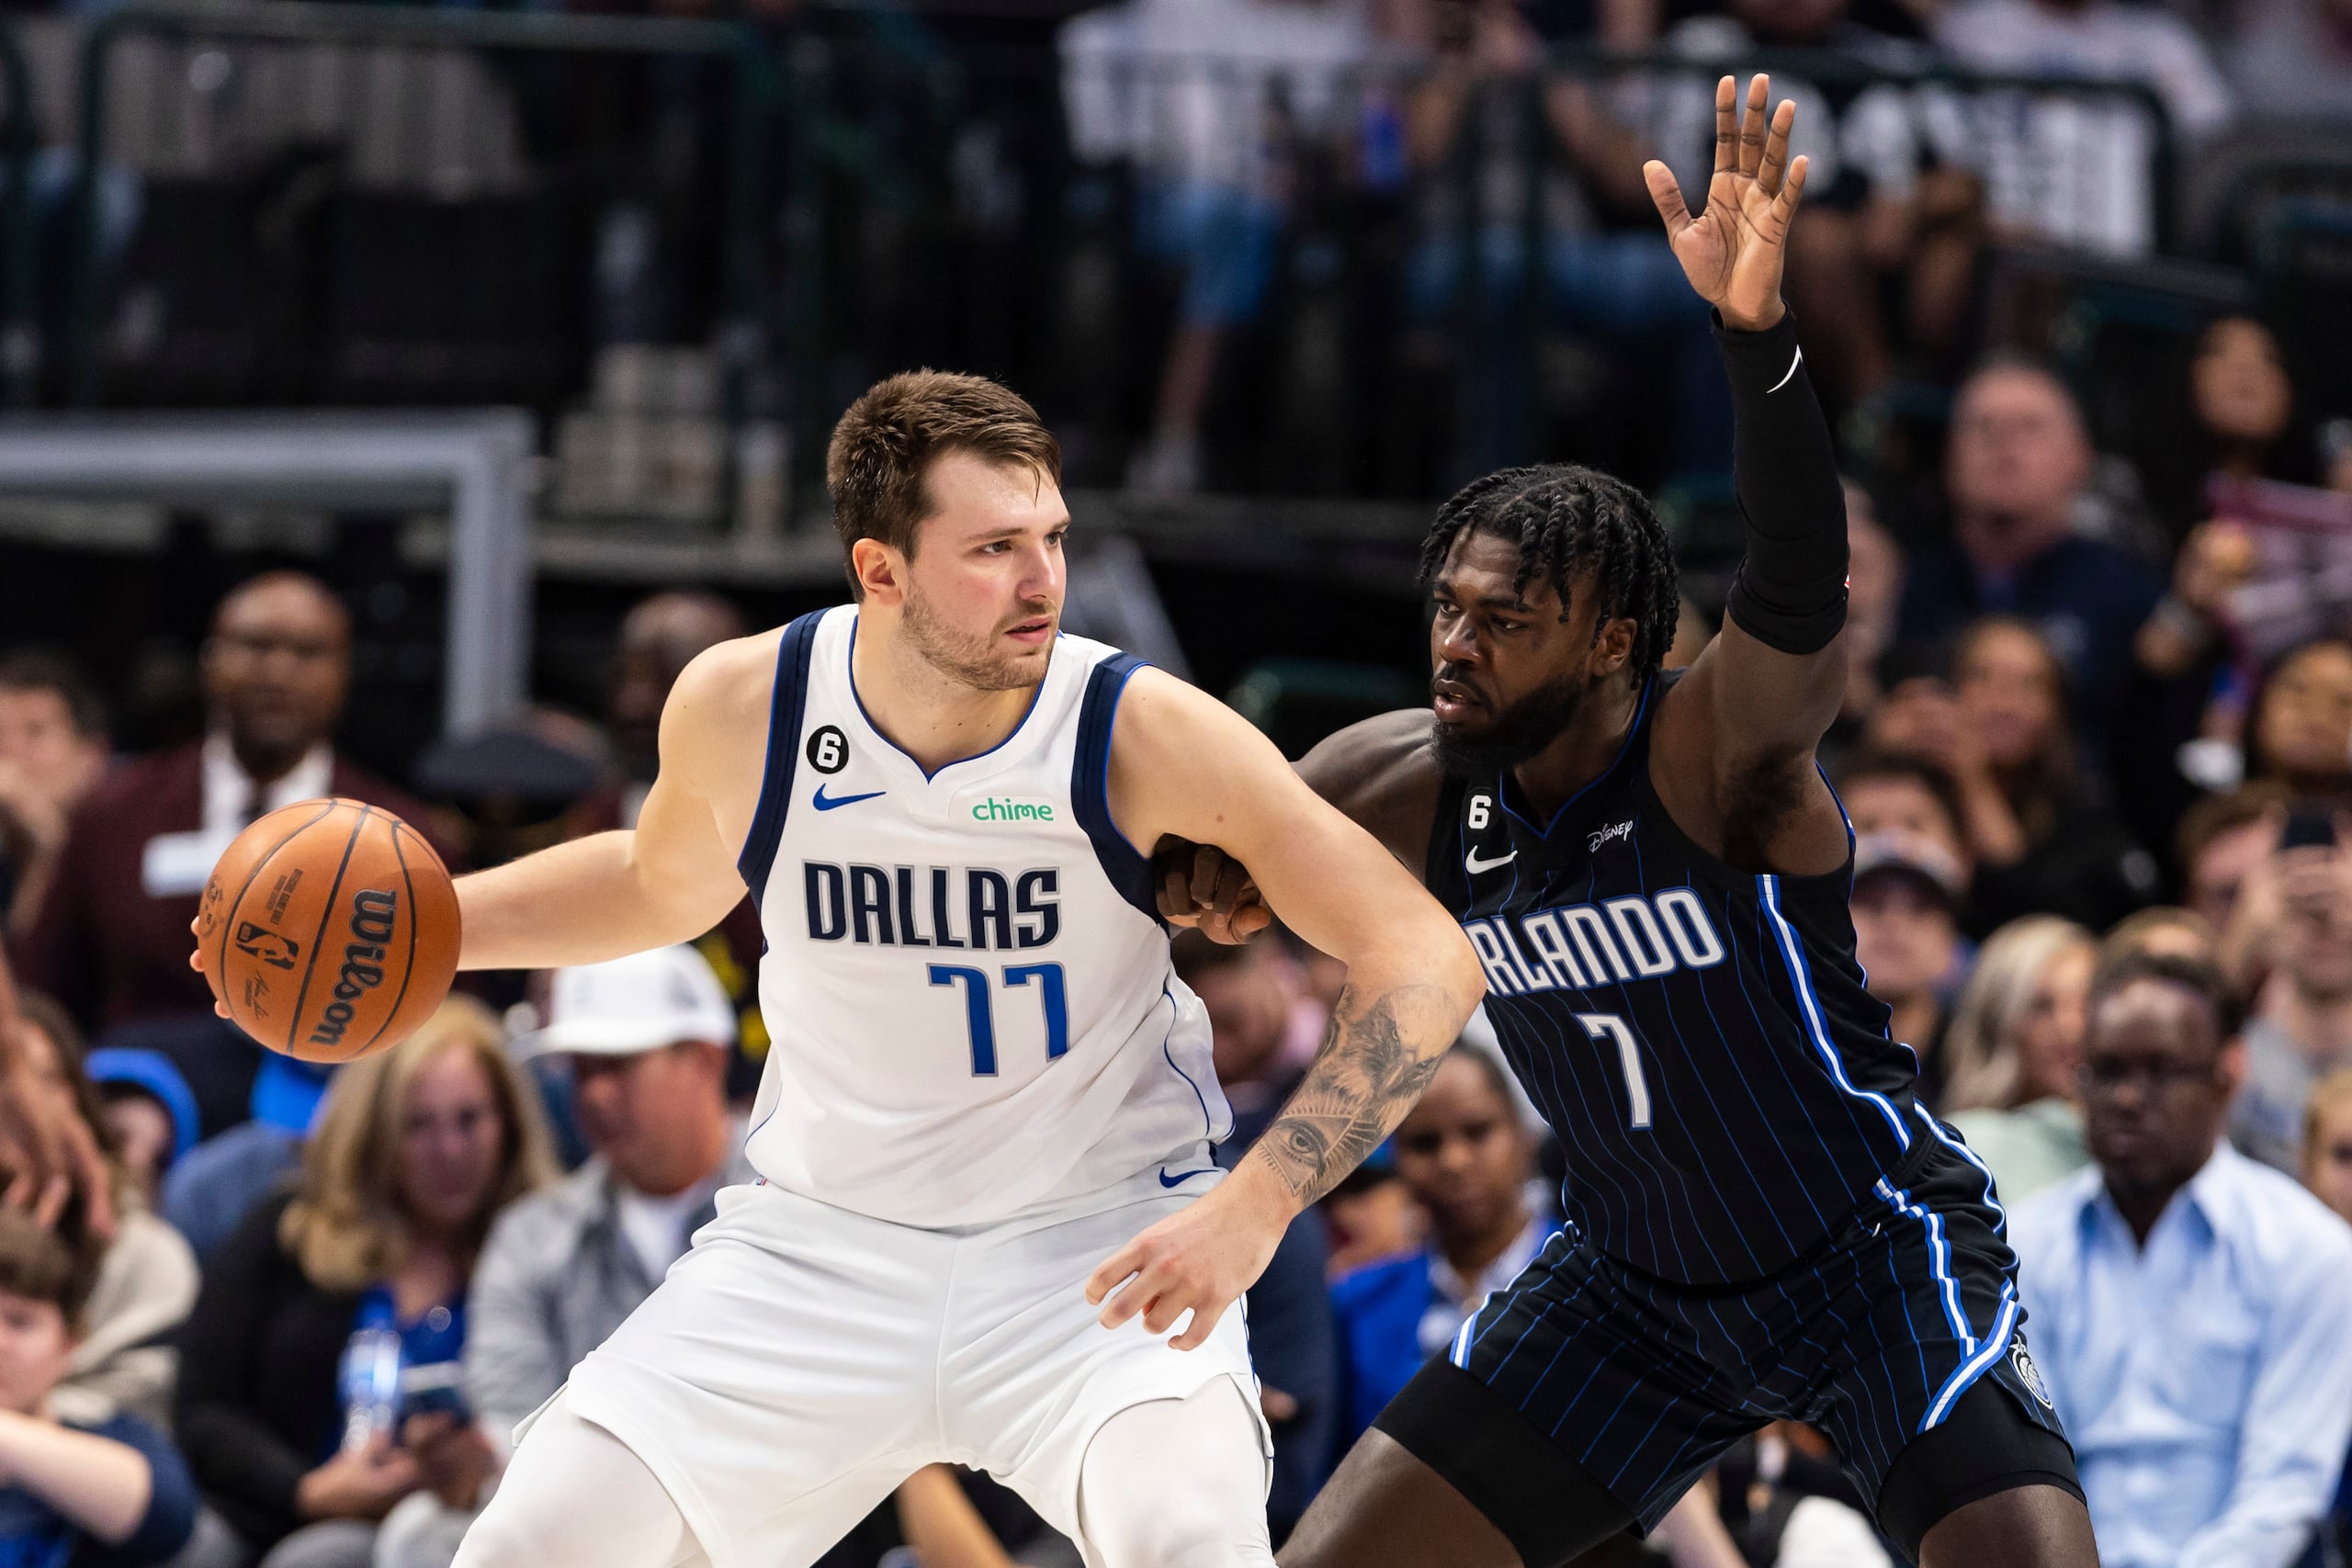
[
  {"left": 175, "top": 999, "right": 553, "bottom": 1568},
  {"left": 2241, "top": 637, "right": 2352, "bottom": 802},
  {"left": 12, "top": 992, "right": 198, "bottom": 1429},
  {"left": 1328, "top": 1047, "right": 1552, "bottom": 1447},
  {"left": 2306, "top": 1066, "right": 2352, "bottom": 1226},
  {"left": 1874, "top": 615, "right": 2155, "bottom": 931},
  {"left": 1940, "top": 916, "right": 2096, "bottom": 1200}
]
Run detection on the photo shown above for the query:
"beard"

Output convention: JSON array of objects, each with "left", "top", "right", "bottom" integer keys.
[
  {"left": 901, "top": 579, "right": 1053, "bottom": 693},
  {"left": 1430, "top": 671, "right": 1592, "bottom": 779}
]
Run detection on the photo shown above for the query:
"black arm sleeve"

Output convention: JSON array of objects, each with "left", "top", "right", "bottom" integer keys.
[{"left": 1714, "top": 309, "right": 1849, "bottom": 656}]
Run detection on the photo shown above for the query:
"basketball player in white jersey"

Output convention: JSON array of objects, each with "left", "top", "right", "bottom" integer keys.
[{"left": 438, "top": 373, "right": 1486, "bottom": 1568}]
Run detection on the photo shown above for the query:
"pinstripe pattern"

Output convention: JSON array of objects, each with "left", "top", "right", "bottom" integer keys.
[
  {"left": 1415, "top": 670, "right": 2066, "bottom": 1527},
  {"left": 1443, "top": 1138, "right": 2064, "bottom": 1531},
  {"left": 1429, "top": 671, "right": 1919, "bottom": 1286}
]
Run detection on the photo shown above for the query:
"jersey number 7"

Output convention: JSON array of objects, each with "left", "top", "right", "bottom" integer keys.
[
  {"left": 1577, "top": 1012, "right": 1654, "bottom": 1130},
  {"left": 931, "top": 964, "right": 1069, "bottom": 1076}
]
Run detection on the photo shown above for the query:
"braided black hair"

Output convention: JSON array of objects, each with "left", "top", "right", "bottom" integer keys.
[{"left": 1417, "top": 464, "right": 1681, "bottom": 681}]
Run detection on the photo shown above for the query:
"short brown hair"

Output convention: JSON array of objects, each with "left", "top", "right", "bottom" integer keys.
[
  {"left": 0, "top": 1209, "right": 98, "bottom": 1325},
  {"left": 825, "top": 371, "right": 1060, "bottom": 580}
]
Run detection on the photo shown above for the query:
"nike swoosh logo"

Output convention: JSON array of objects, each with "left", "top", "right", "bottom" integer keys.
[
  {"left": 811, "top": 784, "right": 887, "bottom": 811},
  {"left": 1767, "top": 344, "right": 1804, "bottom": 394},
  {"left": 1464, "top": 847, "right": 1518, "bottom": 874},
  {"left": 1159, "top": 1166, "right": 1212, "bottom": 1188}
]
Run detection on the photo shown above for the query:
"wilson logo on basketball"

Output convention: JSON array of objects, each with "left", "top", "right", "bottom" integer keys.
[{"left": 306, "top": 889, "right": 400, "bottom": 1048}]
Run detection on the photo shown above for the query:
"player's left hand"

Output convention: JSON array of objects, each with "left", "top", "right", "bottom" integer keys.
[
  {"left": 1085, "top": 1166, "right": 1291, "bottom": 1350},
  {"left": 1643, "top": 73, "right": 1806, "bottom": 333}
]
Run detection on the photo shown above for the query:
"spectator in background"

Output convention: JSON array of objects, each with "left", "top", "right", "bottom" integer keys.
[
  {"left": 1829, "top": 484, "right": 1906, "bottom": 756},
  {"left": 0, "top": 653, "right": 109, "bottom": 935},
  {"left": 1931, "top": 0, "right": 2231, "bottom": 254},
  {"left": 0, "top": 1208, "right": 196, "bottom": 1568},
  {"left": 1849, "top": 832, "right": 1968, "bottom": 1100},
  {"left": 605, "top": 593, "right": 745, "bottom": 830},
  {"left": 2304, "top": 1066, "right": 2352, "bottom": 1224},
  {"left": 11, "top": 995, "right": 198, "bottom": 1431},
  {"left": 1168, "top": 932, "right": 1334, "bottom": 1541},
  {"left": 1834, "top": 749, "right": 1975, "bottom": 912},
  {"left": 371, "top": 946, "right": 752, "bottom": 1568},
  {"left": 2011, "top": 952, "right": 2352, "bottom": 1568},
  {"left": 1329, "top": 1047, "right": 1552, "bottom": 1446},
  {"left": 2227, "top": 0, "right": 2352, "bottom": 120},
  {"left": 1105, "top": 0, "right": 1372, "bottom": 494},
  {"left": 2102, "top": 906, "right": 2221, "bottom": 967},
  {"left": 1897, "top": 357, "right": 2164, "bottom": 723},
  {"left": 1403, "top": 0, "right": 1726, "bottom": 483},
  {"left": 2225, "top": 821, "right": 2352, "bottom": 1172},
  {"left": 1873, "top": 617, "right": 2156, "bottom": 931},
  {"left": 1942, "top": 916, "right": 2095, "bottom": 1198},
  {"left": 17, "top": 574, "right": 452, "bottom": 1138},
  {"left": 2177, "top": 783, "right": 2291, "bottom": 938},
  {"left": 2192, "top": 318, "right": 2301, "bottom": 491},
  {"left": 1319, "top": 1153, "right": 1421, "bottom": 1279},
  {"left": 175, "top": 1001, "right": 553, "bottom": 1568},
  {"left": 81, "top": 1051, "right": 199, "bottom": 1204},
  {"left": 2243, "top": 639, "right": 2352, "bottom": 801}
]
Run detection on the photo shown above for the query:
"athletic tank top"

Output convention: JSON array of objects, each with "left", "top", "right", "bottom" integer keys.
[
  {"left": 1426, "top": 671, "right": 1922, "bottom": 1285},
  {"left": 735, "top": 606, "right": 1229, "bottom": 1228}
]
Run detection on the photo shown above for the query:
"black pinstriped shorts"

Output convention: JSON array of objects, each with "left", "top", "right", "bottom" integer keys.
[{"left": 1380, "top": 1128, "right": 2075, "bottom": 1545}]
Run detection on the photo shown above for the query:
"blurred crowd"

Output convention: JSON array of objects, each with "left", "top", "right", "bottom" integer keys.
[{"left": 0, "top": 0, "right": 2338, "bottom": 1560}]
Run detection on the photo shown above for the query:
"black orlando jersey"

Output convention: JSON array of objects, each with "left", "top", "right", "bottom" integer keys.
[{"left": 1427, "top": 672, "right": 1932, "bottom": 1286}]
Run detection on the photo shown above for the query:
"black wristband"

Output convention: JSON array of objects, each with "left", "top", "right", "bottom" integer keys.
[{"left": 1713, "top": 307, "right": 1849, "bottom": 655}]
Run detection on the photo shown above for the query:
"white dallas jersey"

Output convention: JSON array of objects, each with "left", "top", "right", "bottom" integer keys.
[{"left": 736, "top": 605, "right": 1230, "bottom": 1228}]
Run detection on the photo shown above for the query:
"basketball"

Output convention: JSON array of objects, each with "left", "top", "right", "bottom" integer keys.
[{"left": 198, "top": 798, "right": 461, "bottom": 1063}]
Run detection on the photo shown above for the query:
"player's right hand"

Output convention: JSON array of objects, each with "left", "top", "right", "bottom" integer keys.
[
  {"left": 187, "top": 915, "right": 232, "bottom": 1020},
  {"left": 1085, "top": 1162, "right": 1291, "bottom": 1350},
  {"left": 1149, "top": 838, "right": 1272, "bottom": 946}
]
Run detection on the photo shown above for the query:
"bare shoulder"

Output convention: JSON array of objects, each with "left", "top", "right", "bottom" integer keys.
[
  {"left": 1298, "top": 709, "right": 1442, "bottom": 874},
  {"left": 658, "top": 628, "right": 788, "bottom": 831}
]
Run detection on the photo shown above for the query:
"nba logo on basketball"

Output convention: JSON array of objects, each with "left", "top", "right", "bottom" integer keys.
[{"left": 232, "top": 923, "right": 300, "bottom": 971}]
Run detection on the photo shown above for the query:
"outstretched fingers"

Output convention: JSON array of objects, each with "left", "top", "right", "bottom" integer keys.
[
  {"left": 1737, "top": 73, "right": 1771, "bottom": 180},
  {"left": 1770, "top": 152, "right": 1810, "bottom": 230},
  {"left": 1711, "top": 74, "right": 1737, "bottom": 175},
  {"left": 1757, "top": 96, "right": 1796, "bottom": 197},
  {"left": 1644, "top": 159, "right": 1694, "bottom": 239}
]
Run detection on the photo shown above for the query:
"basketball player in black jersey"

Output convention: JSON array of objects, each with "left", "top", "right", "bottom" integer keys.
[{"left": 1162, "top": 78, "right": 2098, "bottom": 1568}]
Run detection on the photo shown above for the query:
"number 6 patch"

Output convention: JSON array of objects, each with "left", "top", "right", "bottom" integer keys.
[{"left": 806, "top": 724, "right": 850, "bottom": 775}]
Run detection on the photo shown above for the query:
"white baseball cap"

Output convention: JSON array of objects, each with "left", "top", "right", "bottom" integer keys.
[{"left": 511, "top": 945, "right": 737, "bottom": 1059}]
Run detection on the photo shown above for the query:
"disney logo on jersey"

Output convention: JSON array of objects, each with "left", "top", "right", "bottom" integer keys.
[
  {"left": 1588, "top": 820, "right": 1634, "bottom": 852},
  {"left": 1461, "top": 888, "right": 1725, "bottom": 998},
  {"left": 805, "top": 861, "right": 1059, "bottom": 951}
]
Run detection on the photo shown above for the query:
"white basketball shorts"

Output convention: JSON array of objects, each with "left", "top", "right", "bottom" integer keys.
[{"left": 542, "top": 1153, "right": 1271, "bottom": 1568}]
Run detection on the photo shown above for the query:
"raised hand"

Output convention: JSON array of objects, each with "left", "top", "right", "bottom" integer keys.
[{"left": 1642, "top": 74, "right": 1807, "bottom": 332}]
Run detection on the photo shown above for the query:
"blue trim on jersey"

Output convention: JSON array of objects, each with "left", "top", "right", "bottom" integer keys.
[
  {"left": 1496, "top": 676, "right": 1657, "bottom": 840},
  {"left": 1876, "top": 1178, "right": 1973, "bottom": 1353},
  {"left": 736, "top": 612, "right": 824, "bottom": 909},
  {"left": 1073, "top": 653, "right": 1159, "bottom": 923},
  {"left": 1758, "top": 874, "right": 1913, "bottom": 1152},
  {"left": 843, "top": 615, "right": 1049, "bottom": 782},
  {"left": 1159, "top": 986, "right": 1230, "bottom": 1143},
  {"left": 1914, "top": 1103, "right": 2010, "bottom": 1237},
  {"left": 1921, "top": 1287, "right": 2019, "bottom": 1432}
]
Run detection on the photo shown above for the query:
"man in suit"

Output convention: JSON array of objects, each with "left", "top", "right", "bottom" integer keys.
[{"left": 17, "top": 572, "right": 448, "bottom": 1132}]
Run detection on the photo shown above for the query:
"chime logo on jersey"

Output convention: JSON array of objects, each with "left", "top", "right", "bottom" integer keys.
[
  {"left": 1461, "top": 887, "right": 1726, "bottom": 996},
  {"left": 803, "top": 861, "right": 1060, "bottom": 950}
]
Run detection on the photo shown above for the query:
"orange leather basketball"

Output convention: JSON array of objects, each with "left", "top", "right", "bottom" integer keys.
[{"left": 198, "top": 799, "right": 461, "bottom": 1062}]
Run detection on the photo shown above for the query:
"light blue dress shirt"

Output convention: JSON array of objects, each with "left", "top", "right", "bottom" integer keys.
[{"left": 2010, "top": 1143, "right": 2352, "bottom": 1568}]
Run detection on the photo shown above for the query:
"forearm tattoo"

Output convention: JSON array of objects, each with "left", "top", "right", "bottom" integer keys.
[{"left": 1246, "top": 987, "right": 1448, "bottom": 1207}]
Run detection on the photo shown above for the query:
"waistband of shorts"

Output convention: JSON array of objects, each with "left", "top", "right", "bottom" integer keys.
[{"left": 1577, "top": 1118, "right": 1954, "bottom": 1300}]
